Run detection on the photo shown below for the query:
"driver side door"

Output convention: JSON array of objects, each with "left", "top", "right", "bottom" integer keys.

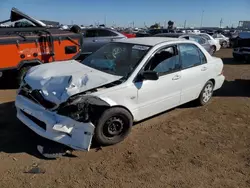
[{"left": 134, "top": 45, "right": 182, "bottom": 120}]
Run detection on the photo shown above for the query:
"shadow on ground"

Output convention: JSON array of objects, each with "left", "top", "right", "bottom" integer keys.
[
  {"left": 221, "top": 57, "right": 249, "bottom": 65},
  {"left": 0, "top": 102, "right": 78, "bottom": 159},
  {"left": 0, "top": 101, "right": 103, "bottom": 159},
  {"left": 0, "top": 70, "right": 19, "bottom": 89},
  {"left": 214, "top": 79, "right": 250, "bottom": 97}
]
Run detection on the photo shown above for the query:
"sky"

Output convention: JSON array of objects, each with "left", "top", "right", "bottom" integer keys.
[{"left": 0, "top": 0, "right": 249, "bottom": 27}]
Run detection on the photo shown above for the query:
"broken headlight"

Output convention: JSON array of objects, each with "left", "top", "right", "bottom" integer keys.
[
  {"left": 57, "top": 95, "right": 110, "bottom": 123},
  {"left": 57, "top": 97, "right": 90, "bottom": 122}
]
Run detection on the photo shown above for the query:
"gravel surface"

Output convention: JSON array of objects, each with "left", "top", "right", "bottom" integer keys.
[{"left": 0, "top": 49, "right": 249, "bottom": 188}]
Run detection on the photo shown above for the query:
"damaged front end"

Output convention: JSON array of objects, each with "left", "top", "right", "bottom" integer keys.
[
  {"left": 15, "top": 85, "right": 112, "bottom": 155},
  {"left": 56, "top": 95, "right": 111, "bottom": 124}
]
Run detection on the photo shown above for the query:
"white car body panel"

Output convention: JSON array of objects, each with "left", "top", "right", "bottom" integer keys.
[
  {"left": 199, "top": 33, "right": 221, "bottom": 51},
  {"left": 15, "top": 37, "right": 225, "bottom": 151}
]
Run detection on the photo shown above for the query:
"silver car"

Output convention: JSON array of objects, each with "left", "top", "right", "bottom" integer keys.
[
  {"left": 81, "top": 28, "right": 127, "bottom": 55},
  {"left": 154, "top": 33, "right": 214, "bottom": 55}
]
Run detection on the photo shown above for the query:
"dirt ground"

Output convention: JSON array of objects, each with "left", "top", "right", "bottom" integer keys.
[{"left": 0, "top": 49, "right": 250, "bottom": 188}]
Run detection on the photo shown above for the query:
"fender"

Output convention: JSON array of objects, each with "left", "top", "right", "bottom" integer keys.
[
  {"left": 17, "top": 59, "right": 43, "bottom": 70},
  {"left": 99, "top": 96, "right": 134, "bottom": 120}
]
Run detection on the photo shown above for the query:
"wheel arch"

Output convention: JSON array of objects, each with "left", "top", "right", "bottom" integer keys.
[
  {"left": 109, "top": 105, "right": 134, "bottom": 121},
  {"left": 208, "top": 78, "right": 215, "bottom": 88},
  {"left": 17, "top": 59, "right": 43, "bottom": 70}
]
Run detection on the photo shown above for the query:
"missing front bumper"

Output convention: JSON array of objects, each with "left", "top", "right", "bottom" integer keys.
[{"left": 15, "top": 95, "right": 95, "bottom": 151}]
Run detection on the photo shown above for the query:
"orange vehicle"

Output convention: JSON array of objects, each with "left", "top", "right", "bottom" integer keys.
[{"left": 0, "top": 8, "right": 83, "bottom": 82}]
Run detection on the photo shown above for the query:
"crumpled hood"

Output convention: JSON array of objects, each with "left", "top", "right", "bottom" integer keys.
[{"left": 24, "top": 60, "right": 122, "bottom": 104}]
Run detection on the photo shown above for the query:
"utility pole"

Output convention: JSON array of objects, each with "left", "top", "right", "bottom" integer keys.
[
  {"left": 220, "top": 18, "right": 223, "bottom": 28},
  {"left": 184, "top": 20, "right": 186, "bottom": 28},
  {"left": 104, "top": 15, "right": 106, "bottom": 26},
  {"left": 200, "top": 10, "right": 204, "bottom": 27}
]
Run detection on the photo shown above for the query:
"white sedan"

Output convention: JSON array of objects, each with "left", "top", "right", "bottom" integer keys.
[
  {"left": 198, "top": 33, "right": 221, "bottom": 54},
  {"left": 15, "top": 37, "right": 225, "bottom": 155}
]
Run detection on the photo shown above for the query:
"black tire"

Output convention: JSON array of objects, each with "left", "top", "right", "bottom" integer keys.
[
  {"left": 17, "top": 66, "right": 32, "bottom": 85},
  {"left": 210, "top": 46, "right": 216, "bottom": 55},
  {"left": 233, "top": 53, "right": 244, "bottom": 61},
  {"left": 94, "top": 107, "right": 133, "bottom": 146},
  {"left": 197, "top": 81, "right": 214, "bottom": 106},
  {"left": 222, "top": 41, "right": 227, "bottom": 48},
  {"left": 245, "top": 55, "right": 250, "bottom": 63}
]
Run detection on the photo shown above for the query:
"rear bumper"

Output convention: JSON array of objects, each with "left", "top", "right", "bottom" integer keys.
[
  {"left": 214, "top": 75, "right": 225, "bottom": 91},
  {"left": 15, "top": 95, "right": 95, "bottom": 151}
]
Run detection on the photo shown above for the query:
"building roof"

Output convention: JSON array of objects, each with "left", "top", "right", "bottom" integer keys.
[{"left": 118, "top": 37, "right": 185, "bottom": 46}]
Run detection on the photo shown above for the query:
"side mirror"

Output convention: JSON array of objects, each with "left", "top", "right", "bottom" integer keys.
[{"left": 140, "top": 70, "right": 159, "bottom": 81}]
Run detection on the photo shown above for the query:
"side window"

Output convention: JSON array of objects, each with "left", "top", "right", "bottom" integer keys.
[
  {"left": 85, "top": 30, "right": 98, "bottom": 37},
  {"left": 97, "top": 29, "right": 118, "bottom": 37},
  {"left": 198, "top": 49, "right": 207, "bottom": 64},
  {"left": 145, "top": 46, "right": 180, "bottom": 76},
  {"left": 212, "top": 34, "right": 218, "bottom": 38},
  {"left": 179, "top": 44, "right": 202, "bottom": 69},
  {"left": 198, "top": 37, "right": 206, "bottom": 44},
  {"left": 202, "top": 35, "right": 210, "bottom": 40}
]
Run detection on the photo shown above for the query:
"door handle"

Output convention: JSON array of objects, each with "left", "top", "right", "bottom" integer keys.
[
  {"left": 172, "top": 75, "right": 181, "bottom": 80},
  {"left": 201, "top": 67, "right": 207, "bottom": 71}
]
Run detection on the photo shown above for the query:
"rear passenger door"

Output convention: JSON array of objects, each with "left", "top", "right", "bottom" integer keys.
[
  {"left": 82, "top": 29, "right": 99, "bottom": 54},
  {"left": 178, "top": 43, "right": 208, "bottom": 104}
]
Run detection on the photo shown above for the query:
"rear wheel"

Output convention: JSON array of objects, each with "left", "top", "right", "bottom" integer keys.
[
  {"left": 210, "top": 46, "right": 216, "bottom": 55},
  {"left": 94, "top": 107, "right": 133, "bottom": 146},
  {"left": 233, "top": 53, "right": 244, "bottom": 61},
  {"left": 197, "top": 81, "right": 214, "bottom": 106}
]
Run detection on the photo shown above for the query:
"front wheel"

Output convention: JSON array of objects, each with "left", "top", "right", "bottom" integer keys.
[
  {"left": 197, "top": 81, "right": 214, "bottom": 106},
  {"left": 94, "top": 107, "right": 133, "bottom": 146},
  {"left": 222, "top": 41, "right": 228, "bottom": 48}
]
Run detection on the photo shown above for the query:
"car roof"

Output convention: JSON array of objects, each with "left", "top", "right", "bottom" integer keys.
[{"left": 115, "top": 37, "right": 186, "bottom": 46}]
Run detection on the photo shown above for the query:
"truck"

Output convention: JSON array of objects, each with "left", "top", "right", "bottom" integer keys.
[
  {"left": 232, "top": 32, "right": 250, "bottom": 63},
  {"left": 0, "top": 8, "right": 83, "bottom": 83}
]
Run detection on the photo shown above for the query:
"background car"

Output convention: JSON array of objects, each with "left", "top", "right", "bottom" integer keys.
[
  {"left": 154, "top": 33, "right": 214, "bottom": 55},
  {"left": 212, "top": 33, "right": 230, "bottom": 48},
  {"left": 197, "top": 33, "right": 221, "bottom": 54},
  {"left": 232, "top": 32, "right": 250, "bottom": 62},
  {"left": 81, "top": 28, "right": 127, "bottom": 55},
  {"left": 136, "top": 28, "right": 175, "bottom": 37}
]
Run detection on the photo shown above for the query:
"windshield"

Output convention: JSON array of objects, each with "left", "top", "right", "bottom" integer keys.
[{"left": 81, "top": 42, "right": 151, "bottom": 77}]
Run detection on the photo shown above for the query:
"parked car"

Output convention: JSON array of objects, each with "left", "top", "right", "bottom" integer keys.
[
  {"left": 0, "top": 7, "right": 83, "bottom": 83},
  {"left": 212, "top": 33, "right": 230, "bottom": 48},
  {"left": 232, "top": 32, "right": 250, "bottom": 62},
  {"left": 81, "top": 28, "right": 127, "bottom": 55},
  {"left": 197, "top": 33, "right": 221, "bottom": 54},
  {"left": 154, "top": 33, "right": 214, "bottom": 55},
  {"left": 136, "top": 28, "right": 175, "bottom": 37},
  {"left": 15, "top": 37, "right": 225, "bottom": 157},
  {"left": 121, "top": 32, "right": 136, "bottom": 38}
]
